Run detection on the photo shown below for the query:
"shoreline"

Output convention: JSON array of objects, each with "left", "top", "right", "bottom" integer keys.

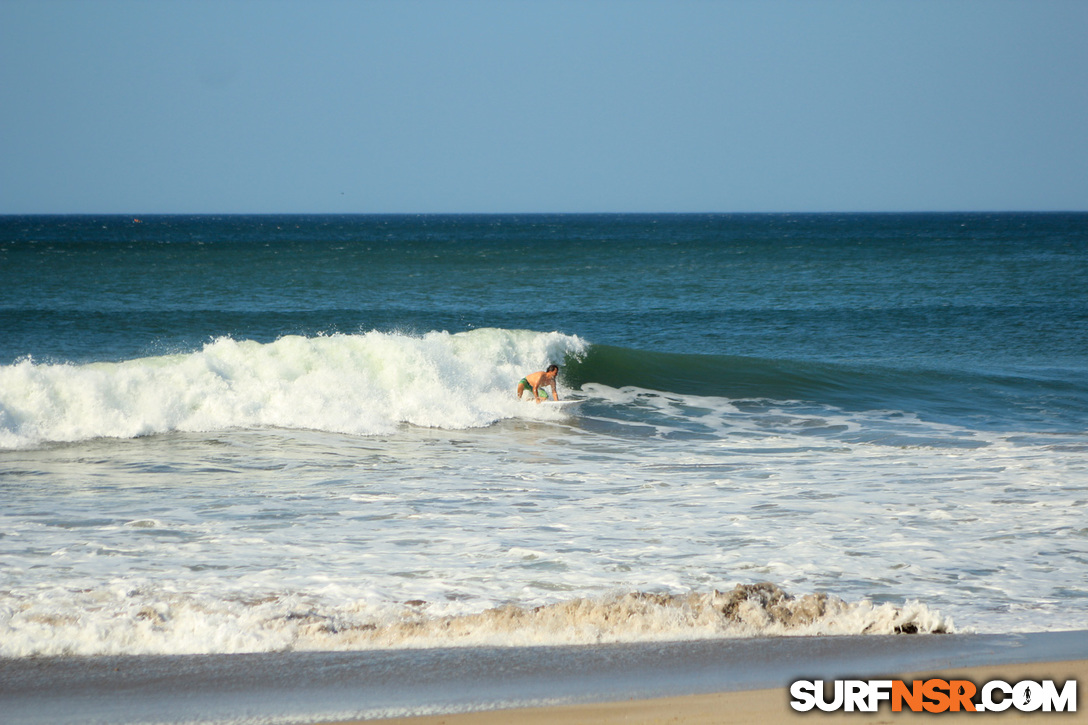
[{"left": 1, "top": 631, "right": 1085, "bottom": 724}]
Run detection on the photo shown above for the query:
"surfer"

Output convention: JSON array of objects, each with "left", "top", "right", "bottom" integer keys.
[{"left": 517, "top": 364, "right": 560, "bottom": 403}]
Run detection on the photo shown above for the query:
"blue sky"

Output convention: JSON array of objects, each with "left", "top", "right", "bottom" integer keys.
[{"left": 2, "top": 0, "right": 1085, "bottom": 214}]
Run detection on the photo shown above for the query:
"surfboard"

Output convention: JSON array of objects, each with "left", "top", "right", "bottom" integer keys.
[
  {"left": 524, "top": 388, "right": 582, "bottom": 408},
  {"left": 523, "top": 390, "right": 582, "bottom": 408},
  {"left": 540, "top": 399, "right": 581, "bottom": 408}
]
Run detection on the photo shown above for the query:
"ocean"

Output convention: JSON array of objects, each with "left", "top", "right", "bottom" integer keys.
[{"left": 2, "top": 213, "right": 1086, "bottom": 658}]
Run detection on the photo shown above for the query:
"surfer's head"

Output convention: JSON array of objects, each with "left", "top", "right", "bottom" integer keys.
[{"left": 546, "top": 364, "right": 559, "bottom": 375}]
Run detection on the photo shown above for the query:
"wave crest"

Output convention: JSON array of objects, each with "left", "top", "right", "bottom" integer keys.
[{"left": 0, "top": 583, "right": 953, "bottom": 657}]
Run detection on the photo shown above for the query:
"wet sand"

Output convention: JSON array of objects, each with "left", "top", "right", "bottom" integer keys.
[{"left": 1, "top": 632, "right": 1084, "bottom": 724}]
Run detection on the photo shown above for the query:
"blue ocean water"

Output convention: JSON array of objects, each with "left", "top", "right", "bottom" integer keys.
[{"left": 1, "top": 213, "right": 1086, "bottom": 655}]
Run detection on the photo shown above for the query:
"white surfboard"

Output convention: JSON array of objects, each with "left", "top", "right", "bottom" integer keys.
[{"left": 539, "top": 399, "right": 582, "bottom": 408}]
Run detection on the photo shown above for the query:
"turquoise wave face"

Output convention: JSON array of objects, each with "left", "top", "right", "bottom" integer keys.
[{"left": 562, "top": 344, "right": 1088, "bottom": 433}]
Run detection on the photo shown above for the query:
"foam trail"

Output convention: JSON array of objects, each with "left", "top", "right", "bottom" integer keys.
[{"left": 0, "top": 329, "right": 587, "bottom": 449}]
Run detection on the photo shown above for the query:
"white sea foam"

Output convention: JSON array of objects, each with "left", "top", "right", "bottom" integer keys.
[
  {"left": 0, "top": 329, "right": 587, "bottom": 448},
  {"left": 0, "top": 583, "right": 952, "bottom": 657}
]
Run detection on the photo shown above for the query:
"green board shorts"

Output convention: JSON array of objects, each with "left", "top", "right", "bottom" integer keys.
[{"left": 519, "top": 378, "right": 549, "bottom": 399}]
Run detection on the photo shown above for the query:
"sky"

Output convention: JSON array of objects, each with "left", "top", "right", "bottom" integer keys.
[{"left": 1, "top": 0, "right": 1086, "bottom": 214}]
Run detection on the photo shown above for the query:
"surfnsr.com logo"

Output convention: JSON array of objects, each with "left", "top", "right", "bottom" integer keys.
[{"left": 790, "top": 678, "right": 1077, "bottom": 713}]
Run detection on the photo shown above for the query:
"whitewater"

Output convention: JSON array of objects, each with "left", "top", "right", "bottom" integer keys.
[{"left": 0, "top": 329, "right": 587, "bottom": 448}]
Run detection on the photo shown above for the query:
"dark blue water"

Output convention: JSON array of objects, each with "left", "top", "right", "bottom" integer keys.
[{"left": 2, "top": 213, "right": 1087, "bottom": 432}]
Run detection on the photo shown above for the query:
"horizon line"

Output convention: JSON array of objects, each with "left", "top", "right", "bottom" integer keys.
[{"left": 3, "top": 209, "right": 1087, "bottom": 217}]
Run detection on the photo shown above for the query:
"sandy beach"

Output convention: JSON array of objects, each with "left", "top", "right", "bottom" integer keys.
[{"left": 360, "top": 659, "right": 1086, "bottom": 724}]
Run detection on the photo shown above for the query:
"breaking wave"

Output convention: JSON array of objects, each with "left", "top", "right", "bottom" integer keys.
[
  {"left": 0, "top": 329, "right": 587, "bottom": 449},
  {"left": 4, "top": 326, "right": 1084, "bottom": 449},
  {"left": 0, "top": 583, "right": 952, "bottom": 657}
]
